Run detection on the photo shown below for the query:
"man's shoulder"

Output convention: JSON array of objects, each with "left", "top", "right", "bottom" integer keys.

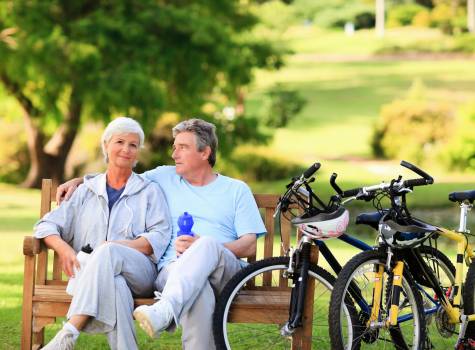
[{"left": 217, "top": 174, "right": 251, "bottom": 193}]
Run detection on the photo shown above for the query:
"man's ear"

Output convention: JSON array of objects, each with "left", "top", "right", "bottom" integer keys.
[{"left": 201, "top": 146, "right": 212, "bottom": 161}]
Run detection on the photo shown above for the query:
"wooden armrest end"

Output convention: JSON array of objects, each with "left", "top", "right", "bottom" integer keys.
[{"left": 23, "top": 236, "right": 42, "bottom": 256}]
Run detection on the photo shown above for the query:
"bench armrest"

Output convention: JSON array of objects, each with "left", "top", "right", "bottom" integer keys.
[{"left": 23, "top": 236, "right": 42, "bottom": 256}]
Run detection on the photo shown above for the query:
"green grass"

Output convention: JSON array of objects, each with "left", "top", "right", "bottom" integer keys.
[
  {"left": 249, "top": 58, "right": 475, "bottom": 162},
  {"left": 245, "top": 27, "right": 475, "bottom": 186},
  {"left": 0, "top": 181, "right": 467, "bottom": 349}
]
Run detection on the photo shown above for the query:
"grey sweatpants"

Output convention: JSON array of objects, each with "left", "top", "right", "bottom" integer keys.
[
  {"left": 67, "top": 243, "right": 158, "bottom": 350},
  {"left": 155, "top": 236, "right": 243, "bottom": 350}
]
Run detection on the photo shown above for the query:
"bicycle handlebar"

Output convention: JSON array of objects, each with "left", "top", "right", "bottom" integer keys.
[
  {"left": 332, "top": 161, "right": 434, "bottom": 200},
  {"left": 303, "top": 162, "right": 321, "bottom": 179},
  {"left": 400, "top": 160, "right": 434, "bottom": 184}
]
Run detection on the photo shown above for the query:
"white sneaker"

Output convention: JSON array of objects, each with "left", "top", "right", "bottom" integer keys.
[
  {"left": 134, "top": 299, "right": 174, "bottom": 338},
  {"left": 42, "top": 329, "right": 75, "bottom": 350}
]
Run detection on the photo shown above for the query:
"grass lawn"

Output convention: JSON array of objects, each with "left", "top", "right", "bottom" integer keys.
[
  {"left": 0, "top": 181, "right": 465, "bottom": 349},
  {"left": 245, "top": 27, "right": 475, "bottom": 186}
]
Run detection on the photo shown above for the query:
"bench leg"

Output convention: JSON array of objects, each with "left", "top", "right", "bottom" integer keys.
[
  {"left": 22, "top": 255, "right": 35, "bottom": 350},
  {"left": 291, "top": 245, "right": 319, "bottom": 350},
  {"left": 33, "top": 316, "right": 57, "bottom": 349},
  {"left": 32, "top": 329, "right": 45, "bottom": 350}
]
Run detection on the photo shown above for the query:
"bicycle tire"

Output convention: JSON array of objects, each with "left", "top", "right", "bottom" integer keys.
[
  {"left": 416, "top": 245, "right": 457, "bottom": 348},
  {"left": 329, "top": 249, "right": 426, "bottom": 350},
  {"left": 463, "top": 261, "right": 475, "bottom": 339},
  {"left": 212, "top": 256, "right": 335, "bottom": 349}
]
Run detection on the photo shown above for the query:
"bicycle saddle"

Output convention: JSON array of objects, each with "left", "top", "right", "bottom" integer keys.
[
  {"left": 449, "top": 190, "right": 475, "bottom": 203},
  {"left": 355, "top": 211, "right": 386, "bottom": 231}
]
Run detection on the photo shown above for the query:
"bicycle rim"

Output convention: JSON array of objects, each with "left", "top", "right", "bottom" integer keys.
[
  {"left": 330, "top": 251, "right": 425, "bottom": 350},
  {"left": 214, "top": 257, "right": 334, "bottom": 349}
]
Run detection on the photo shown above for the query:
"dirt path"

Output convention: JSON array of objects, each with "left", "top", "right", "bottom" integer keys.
[{"left": 293, "top": 52, "right": 475, "bottom": 62}]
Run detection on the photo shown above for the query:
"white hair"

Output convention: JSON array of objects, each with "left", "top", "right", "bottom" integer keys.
[{"left": 101, "top": 117, "right": 145, "bottom": 164}]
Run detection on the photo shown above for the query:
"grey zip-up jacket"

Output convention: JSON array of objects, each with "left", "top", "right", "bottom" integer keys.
[{"left": 34, "top": 172, "right": 171, "bottom": 263}]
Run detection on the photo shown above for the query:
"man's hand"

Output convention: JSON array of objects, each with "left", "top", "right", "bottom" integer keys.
[
  {"left": 56, "top": 177, "right": 83, "bottom": 204},
  {"left": 175, "top": 235, "right": 199, "bottom": 256},
  {"left": 224, "top": 233, "right": 256, "bottom": 258}
]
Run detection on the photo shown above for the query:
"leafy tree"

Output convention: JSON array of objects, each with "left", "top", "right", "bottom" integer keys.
[{"left": 0, "top": 0, "right": 283, "bottom": 187}]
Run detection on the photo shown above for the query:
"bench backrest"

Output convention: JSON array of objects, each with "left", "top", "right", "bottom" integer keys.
[{"left": 37, "top": 179, "right": 296, "bottom": 286}]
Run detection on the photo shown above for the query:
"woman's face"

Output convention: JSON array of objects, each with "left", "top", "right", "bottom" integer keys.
[{"left": 105, "top": 133, "right": 140, "bottom": 170}]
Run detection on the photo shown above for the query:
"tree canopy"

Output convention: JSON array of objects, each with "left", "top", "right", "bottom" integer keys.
[{"left": 0, "top": 0, "right": 283, "bottom": 187}]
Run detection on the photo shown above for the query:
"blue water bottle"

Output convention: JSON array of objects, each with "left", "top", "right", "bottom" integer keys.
[{"left": 177, "top": 212, "right": 194, "bottom": 237}]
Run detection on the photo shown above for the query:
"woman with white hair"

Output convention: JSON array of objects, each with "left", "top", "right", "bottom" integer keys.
[{"left": 34, "top": 117, "right": 171, "bottom": 350}]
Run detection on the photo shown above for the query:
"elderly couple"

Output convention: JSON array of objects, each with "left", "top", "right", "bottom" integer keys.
[{"left": 35, "top": 117, "right": 266, "bottom": 350}]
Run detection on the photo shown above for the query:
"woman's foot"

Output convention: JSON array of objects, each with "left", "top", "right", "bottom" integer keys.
[{"left": 42, "top": 328, "right": 76, "bottom": 350}]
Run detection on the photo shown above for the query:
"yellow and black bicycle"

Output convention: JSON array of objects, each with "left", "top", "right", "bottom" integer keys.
[{"left": 328, "top": 161, "right": 474, "bottom": 350}]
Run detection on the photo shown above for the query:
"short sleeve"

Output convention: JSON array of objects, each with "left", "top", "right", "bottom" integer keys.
[{"left": 233, "top": 183, "right": 267, "bottom": 238}]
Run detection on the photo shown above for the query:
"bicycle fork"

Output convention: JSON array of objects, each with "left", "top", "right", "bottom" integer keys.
[
  {"left": 281, "top": 237, "right": 313, "bottom": 336},
  {"left": 367, "top": 252, "right": 405, "bottom": 329}
]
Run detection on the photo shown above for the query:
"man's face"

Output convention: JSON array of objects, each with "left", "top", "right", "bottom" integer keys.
[{"left": 172, "top": 131, "right": 210, "bottom": 177}]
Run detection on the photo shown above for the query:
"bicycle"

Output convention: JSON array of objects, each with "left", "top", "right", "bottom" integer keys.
[
  {"left": 328, "top": 162, "right": 474, "bottom": 350},
  {"left": 212, "top": 161, "right": 454, "bottom": 349}
]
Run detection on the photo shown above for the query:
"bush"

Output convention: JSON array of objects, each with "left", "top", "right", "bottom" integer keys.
[
  {"left": 313, "top": 2, "right": 375, "bottom": 30},
  {"left": 452, "top": 34, "right": 475, "bottom": 53},
  {"left": 430, "top": 3, "right": 467, "bottom": 35},
  {"left": 442, "top": 103, "right": 475, "bottom": 171},
  {"left": 264, "top": 84, "right": 306, "bottom": 128},
  {"left": 371, "top": 80, "right": 454, "bottom": 163},
  {"left": 219, "top": 150, "right": 305, "bottom": 182},
  {"left": 412, "top": 9, "right": 431, "bottom": 27},
  {"left": 388, "top": 4, "right": 427, "bottom": 27}
]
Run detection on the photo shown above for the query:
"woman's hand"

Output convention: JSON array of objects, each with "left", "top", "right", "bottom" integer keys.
[
  {"left": 43, "top": 235, "right": 80, "bottom": 277},
  {"left": 57, "top": 244, "right": 80, "bottom": 277},
  {"left": 175, "top": 235, "right": 199, "bottom": 256}
]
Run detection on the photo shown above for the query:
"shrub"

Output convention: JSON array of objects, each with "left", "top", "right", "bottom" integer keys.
[
  {"left": 371, "top": 80, "right": 454, "bottom": 163},
  {"left": 388, "top": 4, "right": 427, "bottom": 27},
  {"left": 442, "top": 103, "right": 475, "bottom": 171},
  {"left": 412, "top": 9, "right": 431, "bottom": 27},
  {"left": 430, "top": 3, "right": 467, "bottom": 35},
  {"left": 313, "top": 2, "right": 375, "bottom": 30},
  {"left": 452, "top": 34, "right": 475, "bottom": 53},
  {"left": 219, "top": 150, "right": 305, "bottom": 182},
  {"left": 264, "top": 84, "right": 306, "bottom": 128}
]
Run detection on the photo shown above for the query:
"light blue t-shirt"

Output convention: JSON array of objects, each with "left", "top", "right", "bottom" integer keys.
[{"left": 143, "top": 166, "right": 267, "bottom": 268}]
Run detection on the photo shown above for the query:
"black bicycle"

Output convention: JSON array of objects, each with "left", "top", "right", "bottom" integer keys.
[{"left": 212, "top": 162, "right": 455, "bottom": 349}]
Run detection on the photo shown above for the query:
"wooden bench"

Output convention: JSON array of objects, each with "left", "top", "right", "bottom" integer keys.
[{"left": 22, "top": 179, "right": 318, "bottom": 349}]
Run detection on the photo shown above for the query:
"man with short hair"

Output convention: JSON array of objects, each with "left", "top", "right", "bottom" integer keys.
[{"left": 58, "top": 118, "right": 266, "bottom": 349}]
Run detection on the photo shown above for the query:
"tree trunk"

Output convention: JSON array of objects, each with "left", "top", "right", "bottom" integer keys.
[
  {"left": 21, "top": 90, "right": 82, "bottom": 188},
  {"left": 1, "top": 73, "right": 83, "bottom": 188},
  {"left": 469, "top": 0, "right": 475, "bottom": 33},
  {"left": 375, "top": 0, "right": 385, "bottom": 38}
]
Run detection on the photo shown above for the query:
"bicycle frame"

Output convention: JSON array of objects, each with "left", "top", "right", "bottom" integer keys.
[
  {"left": 365, "top": 202, "right": 474, "bottom": 332},
  {"left": 275, "top": 210, "right": 432, "bottom": 333}
]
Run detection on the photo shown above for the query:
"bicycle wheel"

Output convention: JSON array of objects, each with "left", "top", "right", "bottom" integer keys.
[
  {"left": 416, "top": 245, "right": 456, "bottom": 348},
  {"left": 213, "top": 256, "right": 335, "bottom": 349},
  {"left": 329, "top": 249, "right": 426, "bottom": 350},
  {"left": 463, "top": 261, "right": 475, "bottom": 339}
]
